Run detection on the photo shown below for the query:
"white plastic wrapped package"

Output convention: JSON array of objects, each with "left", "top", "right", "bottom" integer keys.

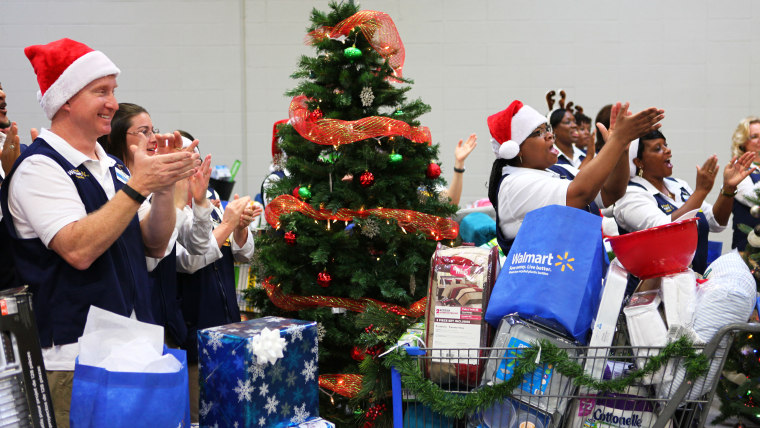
[{"left": 658, "top": 251, "right": 756, "bottom": 400}]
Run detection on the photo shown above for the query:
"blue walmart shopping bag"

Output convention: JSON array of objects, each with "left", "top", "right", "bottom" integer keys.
[
  {"left": 484, "top": 205, "right": 607, "bottom": 344},
  {"left": 70, "top": 346, "right": 190, "bottom": 428}
]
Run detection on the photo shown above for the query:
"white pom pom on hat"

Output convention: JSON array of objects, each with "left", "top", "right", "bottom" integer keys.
[{"left": 487, "top": 100, "right": 548, "bottom": 159}]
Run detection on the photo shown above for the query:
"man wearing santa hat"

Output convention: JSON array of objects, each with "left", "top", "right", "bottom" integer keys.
[{"left": 0, "top": 38, "right": 200, "bottom": 427}]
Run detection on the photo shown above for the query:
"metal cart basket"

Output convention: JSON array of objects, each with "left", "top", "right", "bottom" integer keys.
[{"left": 391, "top": 322, "right": 760, "bottom": 428}]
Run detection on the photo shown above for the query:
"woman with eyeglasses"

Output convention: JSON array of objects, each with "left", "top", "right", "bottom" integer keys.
[
  {"left": 728, "top": 116, "right": 760, "bottom": 250},
  {"left": 487, "top": 100, "right": 664, "bottom": 254},
  {"left": 613, "top": 130, "right": 755, "bottom": 273},
  {"left": 98, "top": 103, "right": 222, "bottom": 349}
]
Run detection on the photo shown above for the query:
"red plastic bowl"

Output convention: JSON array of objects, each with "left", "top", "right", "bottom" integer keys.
[{"left": 607, "top": 217, "right": 698, "bottom": 279}]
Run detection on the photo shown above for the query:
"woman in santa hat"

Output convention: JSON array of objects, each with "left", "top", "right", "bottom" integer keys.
[{"left": 487, "top": 100, "right": 664, "bottom": 254}]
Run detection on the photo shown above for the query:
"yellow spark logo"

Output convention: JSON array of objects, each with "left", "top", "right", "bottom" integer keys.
[{"left": 554, "top": 252, "right": 575, "bottom": 272}]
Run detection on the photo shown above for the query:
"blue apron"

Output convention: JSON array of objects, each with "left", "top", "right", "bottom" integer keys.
[
  {"left": 0, "top": 139, "right": 153, "bottom": 347},
  {"left": 619, "top": 178, "right": 710, "bottom": 274},
  {"left": 177, "top": 188, "right": 240, "bottom": 362},
  {"left": 731, "top": 170, "right": 760, "bottom": 250}
]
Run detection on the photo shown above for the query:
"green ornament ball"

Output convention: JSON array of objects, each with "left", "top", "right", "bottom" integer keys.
[
  {"left": 298, "top": 186, "right": 312, "bottom": 199},
  {"left": 389, "top": 153, "right": 403, "bottom": 164},
  {"left": 343, "top": 46, "right": 363, "bottom": 60},
  {"left": 393, "top": 110, "right": 404, "bottom": 117}
]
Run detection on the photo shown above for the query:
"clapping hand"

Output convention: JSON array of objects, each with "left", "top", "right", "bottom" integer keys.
[{"left": 722, "top": 152, "right": 756, "bottom": 190}]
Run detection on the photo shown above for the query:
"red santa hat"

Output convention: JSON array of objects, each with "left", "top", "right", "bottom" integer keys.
[
  {"left": 271, "top": 119, "right": 288, "bottom": 158},
  {"left": 487, "top": 100, "right": 547, "bottom": 159},
  {"left": 24, "top": 38, "right": 120, "bottom": 120}
]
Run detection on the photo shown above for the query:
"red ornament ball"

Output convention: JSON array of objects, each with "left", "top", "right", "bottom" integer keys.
[
  {"left": 309, "top": 108, "right": 323, "bottom": 121},
  {"left": 317, "top": 271, "right": 332, "bottom": 287},
  {"left": 360, "top": 171, "right": 375, "bottom": 187},
  {"left": 426, "top": 163, "right": 441, "bottom": 179},
  {"left": 284, "top": 231, "right": 297, "bottom": 246},
  {"left": 292, "top": 186, "right": 301, "bottom": 198},
  {"left": 351, "top": 346, "right": 366, "bottom": 361}
]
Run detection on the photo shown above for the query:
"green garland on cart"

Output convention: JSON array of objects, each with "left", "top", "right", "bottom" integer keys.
[{"left": 382, "top": 336, "right": 710, "bottom": 420}]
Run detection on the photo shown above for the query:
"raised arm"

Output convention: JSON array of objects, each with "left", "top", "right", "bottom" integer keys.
[
  {"left": 445, "top": 133, "right": 477, "bottom": 206},
  {"left": 566, "top": 103, "right": 664, "bottom": 209},
  {"left": 48, "top": 134, "right": 199, "bottom": 269},
  {"left": 711, "top": 152, "right": 756, "bottom": 225}
]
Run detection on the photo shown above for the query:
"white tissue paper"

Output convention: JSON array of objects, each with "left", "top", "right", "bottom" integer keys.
[{"left": 77, "top": 306, "right": 181, "bottom": 373}]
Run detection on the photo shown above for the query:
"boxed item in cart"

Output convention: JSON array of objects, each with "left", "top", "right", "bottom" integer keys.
[
  {"left": 481, "top": 315, "right": 580, "bottom": 420},
  {"left": 424, "top": 245, "right": 499, "bottom": 387},
  {"left": 0, "top": 287, "right": 55, "bottom": 428},
  {"left": 585, "top": 258, "right": 628, "bottom": 380},
  {"left": 470, "top": 396, "right": 552, "bottom": 428},
  {"left": 568, "top": 385, "right": 667, "bottom": 428}
]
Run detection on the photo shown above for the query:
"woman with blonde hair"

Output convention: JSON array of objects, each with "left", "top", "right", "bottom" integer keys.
[{"left": 730, "top": 116, "right": 760, "bottom": 249}]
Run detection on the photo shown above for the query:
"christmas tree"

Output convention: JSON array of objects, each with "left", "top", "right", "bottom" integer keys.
[
  {"left": 714, "top": 205, "right": 760, "bottom": 425},
  {"left": 249, "top": 2, "right": 458, "bottom": 425}
]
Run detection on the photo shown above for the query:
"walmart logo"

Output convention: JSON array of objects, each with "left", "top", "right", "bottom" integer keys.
[{"left": 554, "top": 252, "right": 574, "bottom": 271}]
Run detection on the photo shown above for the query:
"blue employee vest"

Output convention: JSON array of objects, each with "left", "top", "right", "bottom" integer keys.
[
  {"left": 495, "top": 169, "right": 591, "bottom": 255},
  {"left": 731, "top": 170, "right": 760, "bottom": 250},
  {"left": 148, "top": 244, "right": 188, "bottom": 346},
  {"left": 0, "top": 219, "right": 20, "bottom": 290},
  {"left": 0, "top": 139, "right": 154, "bottom": 347},
  {"left": 619, "top": 178, "right": 710, "bottom": 274},
  {"left": 555, "top": 152, "right": 585, "bottom": 167},
  {"left": 177, "top": 191, "right": 240, "bottom": 362}
]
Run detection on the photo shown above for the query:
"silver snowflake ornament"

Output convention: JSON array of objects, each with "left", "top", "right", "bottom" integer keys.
[
  {"left": 360, "top": 86, "right": 374, "bottom": 107},
  {"left": 361, "top": 218, "right": 379, "bottom": 238}
]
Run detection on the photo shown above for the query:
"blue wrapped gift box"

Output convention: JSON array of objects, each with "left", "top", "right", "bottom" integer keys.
[{"left": 199, "top": 316, "right": 319, "bottom": 427}]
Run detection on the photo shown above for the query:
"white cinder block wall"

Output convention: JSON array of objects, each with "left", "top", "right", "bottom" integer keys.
[{"left": 1, "top": 0, "right": 759, "bottom": 253}]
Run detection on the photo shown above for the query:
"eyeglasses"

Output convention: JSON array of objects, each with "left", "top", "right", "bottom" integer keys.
[
  {"left": 526, "top": 125, "right": 553, "bottom": 140},
  {"left": 126, "top": 127, "right": 159, "bottom": 138}
]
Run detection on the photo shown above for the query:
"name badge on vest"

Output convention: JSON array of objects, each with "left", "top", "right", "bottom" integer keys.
[
  {"left": 680, "top": 188, "right": 691, "bottom": 201},
  {"left": 114, "top": 166, "right": 130, "bottom": 184}
]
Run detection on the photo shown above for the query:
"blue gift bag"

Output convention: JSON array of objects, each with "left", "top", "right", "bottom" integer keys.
[
  {"left": 70, "top": 346, "right": 190, "bottom": 428},
  {"left": 484, "top": 205, "right": 607, "bottom": 344}
]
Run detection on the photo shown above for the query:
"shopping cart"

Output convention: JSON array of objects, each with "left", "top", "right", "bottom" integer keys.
[{"left": 390, "top": 322, "right": 760, "bottom": 428}]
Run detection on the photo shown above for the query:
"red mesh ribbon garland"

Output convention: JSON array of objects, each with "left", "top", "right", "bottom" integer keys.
[
  {"left": 289, "top": 95, "right": 431, "bottom": 146},
  {"left": 307, "top": 10, "right": 405, "bottom": 79},
  {"left": 319, "top": 374, "right": 363, "bottom": 398},
  {"left": 262, "top": 277, "right": 426, "bottom": 318},
  {"left": 266, "top": 194, "right": 458, "bottom": 240}
]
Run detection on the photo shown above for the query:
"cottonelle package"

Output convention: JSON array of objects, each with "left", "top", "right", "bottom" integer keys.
[
  {"left": 568, "top": 385, "right": 671, "bottom": 428},
  {"left": 424, "top": 245, "right": 499, "bottom": 387}
]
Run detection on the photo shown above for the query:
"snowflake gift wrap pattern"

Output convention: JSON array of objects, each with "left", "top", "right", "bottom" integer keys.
[{"left": 198, "top": 317, "right": 319, "bottom": 428}]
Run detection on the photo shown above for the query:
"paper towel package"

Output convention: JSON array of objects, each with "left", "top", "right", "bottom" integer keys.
[
  {"left": 481, "top": 316, "right": 580, "bottom": 419},
  {"left": 623, "top": 290, "right": 671, "bottom": 384},
  {"left": 660, "top": 269, "right": 697, "bottom": 334},
  {"left": 585, "top": 259, "right": 629, "bottom": 380}
]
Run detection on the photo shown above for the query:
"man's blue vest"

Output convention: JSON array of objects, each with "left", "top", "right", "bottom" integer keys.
[{"left": 0, "top": 139, "right": 154, "bottom": 347}]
